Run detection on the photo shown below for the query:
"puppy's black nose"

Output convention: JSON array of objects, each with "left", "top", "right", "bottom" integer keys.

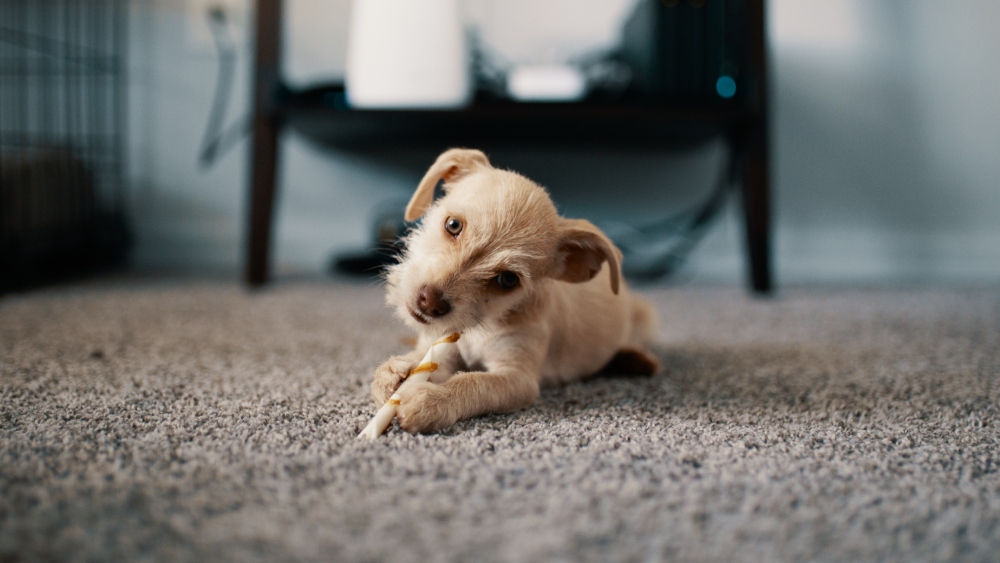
[{"left": 417, "top": 285, "right": 451, "bottom": 318}]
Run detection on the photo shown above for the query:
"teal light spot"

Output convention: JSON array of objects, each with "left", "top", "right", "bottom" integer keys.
[{"left": 716, "top": 75, "right": 737, "bottom": 99}]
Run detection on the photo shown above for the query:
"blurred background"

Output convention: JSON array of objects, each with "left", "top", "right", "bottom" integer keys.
[{"left": 3, "top": 0, "right": 1000, "bottom": 290}]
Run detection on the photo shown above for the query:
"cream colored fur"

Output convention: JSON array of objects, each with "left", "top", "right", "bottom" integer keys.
[{"left": 374, "top": 148, "right": 658, "bottom": 433}]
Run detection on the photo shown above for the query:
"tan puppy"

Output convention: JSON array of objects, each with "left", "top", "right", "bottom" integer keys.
[{"left": 374, "top": 148, "right": 659, "bottom": 433}]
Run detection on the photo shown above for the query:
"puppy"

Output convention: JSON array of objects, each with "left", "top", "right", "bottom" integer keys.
[{"left": 373, "top": 148, "right": 659, "bottom": 433}]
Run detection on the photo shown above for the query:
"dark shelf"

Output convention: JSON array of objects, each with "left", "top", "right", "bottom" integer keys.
[
  {"left": 282, "top": 84, "right": 757, "bottom": 150},
  {"left": 245, "top": 0, "right": 771, "bottom": 293}
]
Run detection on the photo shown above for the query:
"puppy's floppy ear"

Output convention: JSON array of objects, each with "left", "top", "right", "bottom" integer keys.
[
  {"left": 404, "top": 148, "right": 491, "bottom": 221},
  {"left": 553, "top": 218, "right": 623, "bottom": 295}
]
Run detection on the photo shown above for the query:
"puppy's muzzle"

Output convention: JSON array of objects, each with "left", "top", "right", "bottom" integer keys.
[{"left": 416, "top": 284, "right": 451, "bottom": 319}]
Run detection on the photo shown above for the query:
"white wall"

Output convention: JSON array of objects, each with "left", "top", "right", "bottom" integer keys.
[
  {"left": 769, "top": 0, "right": 1000, "bottom": 282},
  {"left": 128, "top": 0, "right": 1000, "bottom": 284}
]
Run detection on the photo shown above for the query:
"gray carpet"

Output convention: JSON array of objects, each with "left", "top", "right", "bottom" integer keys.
[{"left": 1, "top": 281, "right": 998, "bottom": 562}]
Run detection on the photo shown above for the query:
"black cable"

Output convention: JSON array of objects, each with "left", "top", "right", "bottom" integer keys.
[
  {"left": 198, "top": 6, "right": 250, "bottom": 169},
  {"left": 612, "top": 142, "right": 738, "bottom": 280}
]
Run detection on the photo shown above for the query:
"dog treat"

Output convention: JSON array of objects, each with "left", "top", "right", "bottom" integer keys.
[{"left": 357, "top": 332, "right": 460, "bottom": 439}]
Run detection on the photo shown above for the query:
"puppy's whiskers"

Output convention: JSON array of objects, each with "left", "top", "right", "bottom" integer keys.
[{"left": 468, "top": 312, "right": 498, "bottom": 339}]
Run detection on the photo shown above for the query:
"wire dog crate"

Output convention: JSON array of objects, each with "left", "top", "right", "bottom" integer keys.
[{"left": 0, "top": 0, "right": 129, "bottom": 290}]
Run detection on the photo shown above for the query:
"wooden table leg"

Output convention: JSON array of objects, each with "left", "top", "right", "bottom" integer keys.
[
  {"left": 741, "top": 0, "right": 773, "bottom": 295},
  {"left": 247, "top": 114, "right": 280, "bottom": 286},
  {"left": 741, "top": 120, "right": 772, "bottom": 294},
  {"left": 246, "top": 0, "right": 283, "bottom": 286}
]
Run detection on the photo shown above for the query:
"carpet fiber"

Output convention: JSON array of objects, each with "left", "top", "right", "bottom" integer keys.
[{"left": 1, "top": 281, "right": 999, "bottom": 561}]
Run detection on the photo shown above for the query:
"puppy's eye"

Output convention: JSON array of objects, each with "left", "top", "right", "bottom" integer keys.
[
  {"left": 494, "top": 271, "right": 520, "bottom": 290},
  {"left": 444, "top": 217, "right": 463, "bottom": 237}
]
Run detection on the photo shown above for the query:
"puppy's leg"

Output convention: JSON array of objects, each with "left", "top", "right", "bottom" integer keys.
[
  {"left": 395, "top": 368, "right": 540, "bottom": 433},
  {"left": 600, "top": 348, "right": 660, "bottom": 376},
  {"left": 371, "top": 354, "right": 419, "bottom": 405},
  {"left": 371, "top": 336, "right": 465, "bottom": 405}
]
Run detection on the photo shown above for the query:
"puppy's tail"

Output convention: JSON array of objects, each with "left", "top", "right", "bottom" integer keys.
[{"left": 629, "top": 295, "right": 658, "bottom": 347}]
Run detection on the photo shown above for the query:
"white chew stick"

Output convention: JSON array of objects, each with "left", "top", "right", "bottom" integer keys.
[{"left": 358, "top": 332, "right": 460, "bottom": 440}]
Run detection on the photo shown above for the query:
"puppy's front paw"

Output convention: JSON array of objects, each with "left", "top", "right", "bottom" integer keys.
[
  {"left": 371, "top": 355, "right": 416, "bottom": 406},
  {"left": 396, "top": 381, "right": 456, "bottom": 434}
]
